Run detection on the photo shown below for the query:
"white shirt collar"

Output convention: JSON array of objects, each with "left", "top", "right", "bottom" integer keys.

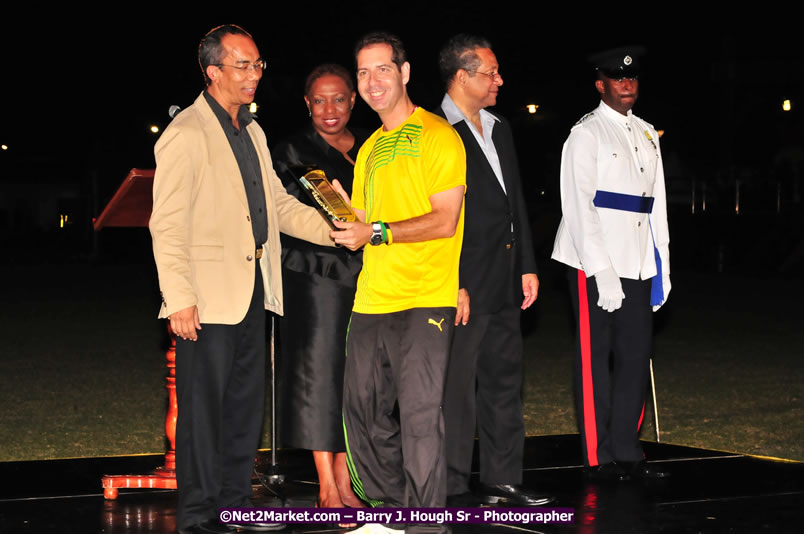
[
  {"left": 440, "top": 93, "right": 507, "bottom": 195},
  {"left": 598, "top": 100, "right": 633, "bottom": 126},
  {"left": 441, "top": 93, "right": 500, "bottom": 127}
]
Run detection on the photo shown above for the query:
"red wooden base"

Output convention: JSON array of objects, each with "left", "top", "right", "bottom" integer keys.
[
  {"left": 103, "top": 326, "right": 178, "bottom": 500},
  {"left": 102, "top": 467, "right": 177, "bottom": 499}
]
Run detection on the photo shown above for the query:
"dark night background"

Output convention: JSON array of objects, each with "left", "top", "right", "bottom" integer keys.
[
  {"left": 1, "top": 7, "right": 803, "bottom": 274},
  {"left": 1, "top": 6, "right": 803, "bottom": 466}
]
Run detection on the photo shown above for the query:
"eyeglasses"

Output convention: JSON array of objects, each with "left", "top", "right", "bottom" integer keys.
[
  {"left": 213, "top": 59, "right": 267, "bottom": 73},
  {"left": 466, "top": 69, "right": 501, "bottom": 81}
]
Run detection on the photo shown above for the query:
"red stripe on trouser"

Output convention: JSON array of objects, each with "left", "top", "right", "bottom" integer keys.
[
  {"left": 578, "top": 270, "right": 598, "bottom": 466},
  {"left": 638, "top": 401, "right": 645, "bottom": 431}
]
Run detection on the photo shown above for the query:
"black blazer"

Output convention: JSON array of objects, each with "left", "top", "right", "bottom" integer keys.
[{"left": 437, "top": 106, "right": 538, "bottom": 315}]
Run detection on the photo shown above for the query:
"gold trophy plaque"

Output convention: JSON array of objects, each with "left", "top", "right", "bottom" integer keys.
[{"left": 295, "top": 167, "right": 357, "bottom": 230}]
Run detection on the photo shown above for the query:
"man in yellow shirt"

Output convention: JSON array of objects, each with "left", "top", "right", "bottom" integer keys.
[{"left": 331, "top": 31, "right": 465, "bottom": 532}]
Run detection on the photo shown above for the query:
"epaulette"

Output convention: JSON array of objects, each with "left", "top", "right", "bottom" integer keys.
[{"left": 571, "top": 112, "right": 595, "bottom": 130}]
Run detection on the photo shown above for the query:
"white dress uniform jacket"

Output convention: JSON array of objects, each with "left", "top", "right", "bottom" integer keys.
[{"left": 552, "top": 100, "right": 670, "bottom": 303}]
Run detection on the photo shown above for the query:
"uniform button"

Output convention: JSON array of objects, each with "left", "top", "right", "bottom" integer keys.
[
  {"left": 247, "top": 255, "right": 253, "bottom": 261},
  {"left": 642, "top": 192, "right": 647, "bottom": 196},
  {"left": 506, "top": 243, "right": 512, "bottom": 249},
  {"left": 638, "top": 221, "right": 642, "bottom": 227},
  {"left": 634, "top": 146, "right": 639, "bottom": 152},
  {"left": 246, "top": 215, "right": 251, "bottom": 221},
  {"left": 640, "top": 167, "right": 644, "bottom": 173}
]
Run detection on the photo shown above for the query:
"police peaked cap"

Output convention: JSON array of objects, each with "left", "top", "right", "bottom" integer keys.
[{"left": 588, "top": 46, "right": 646, "bottom": 78}]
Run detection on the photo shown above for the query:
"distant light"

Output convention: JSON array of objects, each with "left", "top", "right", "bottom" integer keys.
[
  {"left": 1, "top": 144, "right": 7, "bottom": 150},
  {"left": 526, "top": 104, "right": 539, "bottom": 114},
  {"left": 60, "top": 214, "right": 69, "bottom": 228},
  {"left": 783, "top": 99, "right": 792, "bottom": 112},
  {"left": 150, "top": 125, "right": 160, "bottom": 133},
  {"left": 657, "top": 130, "right": 665, "bottom": 138},
  {"left": 249, "top": 102, "right": 258, "bottom": 114}
]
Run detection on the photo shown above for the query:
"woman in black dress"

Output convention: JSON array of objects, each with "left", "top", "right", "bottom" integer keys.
[{"left": 273, "top": 64, "right": 368, "bottom": 509}]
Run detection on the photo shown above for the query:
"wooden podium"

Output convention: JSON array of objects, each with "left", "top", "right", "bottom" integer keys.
[
  {"left": 93, "top": 168, "right": 156, "bottom": 231},
  {"left": 94, "top": 168, "right": 178, "bottom": 499}
]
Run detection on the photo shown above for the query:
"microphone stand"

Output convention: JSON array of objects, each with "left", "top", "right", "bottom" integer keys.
[{"left": 265, "top": 315, "right": 285, "bottom": 485}]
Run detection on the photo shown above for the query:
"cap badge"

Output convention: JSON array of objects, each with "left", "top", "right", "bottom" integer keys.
[{"left": 623, "top": 55, "right": 633, "bottom": 66}]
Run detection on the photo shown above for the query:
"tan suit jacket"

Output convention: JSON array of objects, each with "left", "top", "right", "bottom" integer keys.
[{"left": 150, "top": 92, "right": 332, "bottom": 324}]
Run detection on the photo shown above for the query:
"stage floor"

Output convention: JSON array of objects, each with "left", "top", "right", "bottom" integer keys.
[{"left": 1, "top": 435, "right": 802, "bottom": 533}]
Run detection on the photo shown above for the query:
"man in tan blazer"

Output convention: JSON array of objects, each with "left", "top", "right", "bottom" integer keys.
[{"left": 149, "top": 25, "right": 331, "bottom": 534}]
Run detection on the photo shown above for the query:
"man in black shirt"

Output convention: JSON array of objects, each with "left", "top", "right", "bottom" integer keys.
[{"left": 150, "top": 25, "right": 331, "bottom": 534}]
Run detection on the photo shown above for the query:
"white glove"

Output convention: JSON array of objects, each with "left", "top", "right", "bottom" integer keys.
[
  {"left": 594, "top": 268, "right": 624, "bottom": 312},
  {"left": 652, "top": 272, "right": 672, "bottom": 312}
]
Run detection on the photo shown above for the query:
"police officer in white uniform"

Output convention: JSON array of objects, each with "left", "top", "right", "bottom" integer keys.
[{"left": 552, "top": 46, "right": 671, "bottom": 481}]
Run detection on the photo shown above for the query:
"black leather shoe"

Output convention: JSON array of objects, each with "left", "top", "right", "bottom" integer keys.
[
  {"left": 621, "top": 460, "right": 669, "bottom": 479},
  {"left": 476, "top": 483, "right": 554, "bottom": 506},
  {"left": 178, "top": 518, "right": 233, "bottom": 534},
  {"left": 584, "top": 462, "right": 629, "bottom": 481}
]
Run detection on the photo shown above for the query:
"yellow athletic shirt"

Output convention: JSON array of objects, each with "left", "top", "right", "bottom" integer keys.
[{"left": 352, "top": 107, "right": 466, "bottom": 314}]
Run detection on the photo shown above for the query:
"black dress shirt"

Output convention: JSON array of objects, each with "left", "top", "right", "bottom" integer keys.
[{"left": 204, "top": 91, "right": 268, "bottom": 247}]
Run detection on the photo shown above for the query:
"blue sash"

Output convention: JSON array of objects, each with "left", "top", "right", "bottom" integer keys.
[
  {"left": 593, "top": 190, "right": 654, "bottom": 213},
  {"left": 593, "top": 190, "right": 664, "bottom": 306}
]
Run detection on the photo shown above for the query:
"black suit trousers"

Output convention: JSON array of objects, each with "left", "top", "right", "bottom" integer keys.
[
  {"left": 569, "top": 269, "right": 652, "bottom": 467},
  {"left": 444, "top": 306, "right": 525, "bottom": 494},
  {"left": 174, "top": 268, "right": 266, "bottom": 529}
]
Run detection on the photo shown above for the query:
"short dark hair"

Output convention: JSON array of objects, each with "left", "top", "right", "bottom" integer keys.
[
  {"left": 438, "top": 34, "right": 493, "bottom": 90},
  {"left": 304, "top": 63, "right": 354, "bottom": 96},
  {"left": 354, "top": 31, "right": 407, "bottom": 70},
  {"left": 198, "top": 24, "right": 253, "bottom": 86}
]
